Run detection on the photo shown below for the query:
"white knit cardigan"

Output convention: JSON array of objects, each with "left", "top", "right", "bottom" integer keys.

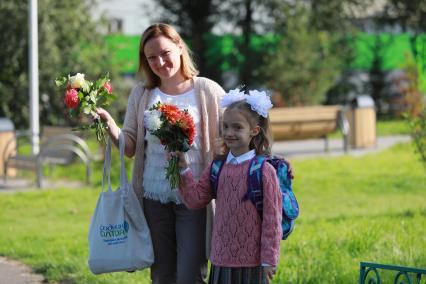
[{"left": 121, "top": 76, "right": 225, "bottom": 257}]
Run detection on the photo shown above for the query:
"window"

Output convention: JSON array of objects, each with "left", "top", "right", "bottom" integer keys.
[{"left": 108, "top": 18, "right": 123, "bottom": 33}]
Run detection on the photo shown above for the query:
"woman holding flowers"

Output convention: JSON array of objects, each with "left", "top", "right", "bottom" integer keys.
[{"left": 97, "top": 23, "right": 225, "bottom": 284}]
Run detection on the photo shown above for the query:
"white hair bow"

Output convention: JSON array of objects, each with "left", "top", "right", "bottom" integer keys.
[{"left": 220, "top": 88, "right": 273, "bottom": 118}]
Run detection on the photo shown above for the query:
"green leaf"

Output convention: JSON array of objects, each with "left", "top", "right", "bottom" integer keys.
[
  {"left": 96, "top": 95, "right": 107, "bottom": 106},
  {"left": 95, "top": 76, "right": 108, "bottom": 89},
  {"left": 83, "top": 106, "right": 91, "bottom": 114},
  {"left": 55, "top": 76, "right": 67, "bottom": 88},
  {"left": 90, "top": 92, "right": 96, "bottom": 103},
  {"left": 78, "top": 91, "right": 85, "bottom": 100},
  {"left": 82, "top": 81, "right": 91, "bottom": 93}
]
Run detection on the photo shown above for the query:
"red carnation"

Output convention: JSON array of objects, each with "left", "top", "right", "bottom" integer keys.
[
  {"left": 64, "top": 88, "right": 80, "bottom": 109},
  {"left": 103, "top": 81, "right": 113, "bottom": 94}
]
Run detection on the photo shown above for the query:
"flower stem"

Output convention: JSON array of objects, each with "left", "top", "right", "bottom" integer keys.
[{"left": 165, "top": 155, "right": 180, "bottom": 189}]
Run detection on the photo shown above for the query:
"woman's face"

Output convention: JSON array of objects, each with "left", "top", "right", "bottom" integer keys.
[{"left": 144, "top": 35, "right": 183, "bottom": 82}]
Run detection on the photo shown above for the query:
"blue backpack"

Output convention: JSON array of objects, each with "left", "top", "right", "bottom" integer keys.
[{"left": 210, "top": 155, "right": 299, "bottom": 240}]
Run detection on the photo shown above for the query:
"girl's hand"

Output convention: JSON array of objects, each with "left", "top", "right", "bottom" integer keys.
[
  {"left": 263, "top": 266, "right": 276, "bottom": 281},
  {"left": 167, "top": 152, "right": 188, "bottom": 169},
  {"left": 176, "top": 152, "right": 188, "bottom": 169}
]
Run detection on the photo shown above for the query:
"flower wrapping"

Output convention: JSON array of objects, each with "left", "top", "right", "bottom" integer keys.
[
  {"left": 144, "top": 102, "right": 196, "bottom": 189},
  {"left": 55, "top": 73, "right": 116, "bottom": 144}
]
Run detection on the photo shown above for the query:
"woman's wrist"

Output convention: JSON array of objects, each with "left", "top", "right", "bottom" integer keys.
[{"left": 105, "top": 119, "right": 119, "bottom": 140}]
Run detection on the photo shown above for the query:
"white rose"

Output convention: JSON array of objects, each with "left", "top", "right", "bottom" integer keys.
[
  {"left": 69, "top": 73, "right": 86, "bottom": 89},
  {"left": 144, "top": 110, "right": 162, "bottom": 131}
]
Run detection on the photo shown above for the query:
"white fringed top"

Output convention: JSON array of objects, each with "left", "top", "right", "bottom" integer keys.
[{"left": 142, "top": 87, "right": 203, "bottom": 204}]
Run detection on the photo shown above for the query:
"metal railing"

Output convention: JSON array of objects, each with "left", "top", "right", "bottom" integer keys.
[{"left": 360, "top": 262, "right": 426, "bottom": 284}]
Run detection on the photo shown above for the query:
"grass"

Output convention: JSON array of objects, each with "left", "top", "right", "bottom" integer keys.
[
  {"left": 375, "top": 118, "right": 411, "bottom": 136},
  {"left": 0, "top": 142, "right": 425, "bottom": 283},
  {"left": 329, "top": 118, "right": 411, "bottom": 139}
]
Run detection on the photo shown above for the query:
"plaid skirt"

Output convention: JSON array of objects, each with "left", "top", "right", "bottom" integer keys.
[{"left": 208, "top": 264, "right": 269, "bottom": 284}]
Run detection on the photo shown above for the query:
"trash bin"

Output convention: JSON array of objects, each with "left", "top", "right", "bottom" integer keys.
[
  {"left": 345, "top": 95, "right": 376, "bottom": 148},
  {"left": 0, "top": 118, "right": 16, "bottom": 177}
]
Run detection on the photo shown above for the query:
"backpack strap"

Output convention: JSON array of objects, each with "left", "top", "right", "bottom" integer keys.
[
  {"left": 210, "top": 159, "right": 225, "bottom": 199},
  {"left": 245, "top": 155, "right": 268, "bottom": 219}
]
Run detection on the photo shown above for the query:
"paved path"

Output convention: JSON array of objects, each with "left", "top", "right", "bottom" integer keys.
[
  {"left": 272, "top": 135, "right": 410, "bottom": 159},
  {"left": 0, "top": 257, "right": 44, "bottom": 284},
  {"left": 0, "top": 135, "right": 411, "bottom": 283}
]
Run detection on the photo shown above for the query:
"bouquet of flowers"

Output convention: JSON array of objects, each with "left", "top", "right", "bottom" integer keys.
[
  {"left": 55, "top": 73, "right": 116, "bottom": 144},
  {"left": 144, "top": 102, "right": 196, "bottom": 189}
]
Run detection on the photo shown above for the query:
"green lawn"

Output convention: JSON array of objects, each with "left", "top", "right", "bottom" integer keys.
[
  {"left": 329, "top": 118, "right": 411, "bottom": 139},
  {"left": 0, "top": 142, "right": 425, "bottom": 283}
]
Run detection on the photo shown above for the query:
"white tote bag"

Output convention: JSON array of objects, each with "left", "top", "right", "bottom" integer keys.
[{"left": 88, "top": 132, "right": 154, "bottom": 274}]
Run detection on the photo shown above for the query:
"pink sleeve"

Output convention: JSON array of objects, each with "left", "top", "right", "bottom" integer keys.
[
  {"left": 178, "top": 165, "right": 214, "bottom": 209},
  {"left": 260, "top": 163, "right": 282, "bottom": 266}
]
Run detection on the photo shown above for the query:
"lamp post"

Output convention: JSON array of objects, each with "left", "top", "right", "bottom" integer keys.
[{"left": 29, "top": 0, "right": 40, "bottom": 154}]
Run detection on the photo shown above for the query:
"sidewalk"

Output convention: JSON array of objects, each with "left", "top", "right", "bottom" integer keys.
[
  {"left": 0, "top": 135, "right": 411, "bottom": 283},
  {"left": 0, "top": 257, "right": 43, "bottom": 284},
  {"left": 272, "top": 135, "right": 411, "bottom": 159}
]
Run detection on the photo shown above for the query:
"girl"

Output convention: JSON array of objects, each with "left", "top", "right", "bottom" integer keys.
[
  {"left": 177, "top": 89, "right": 282, "bottom": 284},
  {"left": 97, "top": 23, "right": 224, "bottom": 284}
]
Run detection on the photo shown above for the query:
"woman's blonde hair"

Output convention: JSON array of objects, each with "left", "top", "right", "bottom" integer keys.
[{"left": 138, "top": 23, "right": 199, "bottom": 89}]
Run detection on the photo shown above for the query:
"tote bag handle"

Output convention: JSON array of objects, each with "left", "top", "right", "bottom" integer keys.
[
  {"left": 101, "top": 131, "right": 129, "bottom": 192},
  {"left": 101, "top": 137, "right": 113, "bottom": 193},
  {"left": 118, "top": 131, "right": 129, "bottom": 186}
]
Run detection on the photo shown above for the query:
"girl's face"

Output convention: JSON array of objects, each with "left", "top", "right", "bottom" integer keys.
[
  {"left": 223, "top": 108, "right": 260, "bottom": 157},
  {"left": 144, "top": 35, "right": 183, "bottom": 82}
]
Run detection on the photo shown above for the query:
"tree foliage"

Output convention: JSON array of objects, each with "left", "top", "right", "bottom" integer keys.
[
  {"left": 215, "top": 0, "right": 277, "bottom": 88},
  {"left": 0, "top": 0, "right": 116, "bottom": 129},
  {"left": 262, "top": 3, "right": 351, "bottom": 106},
  {"left": 380, "top": 0, "right": 426, "bottom": 91}
]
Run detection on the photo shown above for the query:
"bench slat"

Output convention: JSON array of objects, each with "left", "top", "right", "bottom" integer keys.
[{"left": 269, "top": 106, "right": 341, "bottom": 140}]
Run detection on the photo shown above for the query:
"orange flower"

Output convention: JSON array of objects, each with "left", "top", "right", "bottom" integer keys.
[{"left": 160, "top": 104, "right": 181, "bottom": 124}]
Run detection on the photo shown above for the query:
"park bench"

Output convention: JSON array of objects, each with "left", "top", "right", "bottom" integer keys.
[
  {"left": 2, "top": 126, "right": 92, "bottom": 188},
  {"left": 360, "top": 262, "right": 426, "bottom": 284},
  {"left": 269, "top": 105, "right": 349, "bottom": 152}
]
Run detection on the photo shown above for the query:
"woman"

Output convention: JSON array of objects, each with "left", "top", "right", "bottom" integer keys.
[{"left": 97, "top": 23, "right": 225, "bottom": 284}]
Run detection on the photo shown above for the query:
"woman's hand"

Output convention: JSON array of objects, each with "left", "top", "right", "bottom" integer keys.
[
  {"left": 263, "top": 266, "right": 276, "bottom": 281},
  {"left": 96, "top": 107, "right": 113, "bottom": 126},
  {"left": 95, "top": 107, "right": 120, "bottom": 145}
]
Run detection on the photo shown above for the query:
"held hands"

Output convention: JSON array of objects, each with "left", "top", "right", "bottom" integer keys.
[{"left": 264, "top": 266, "right": 276, "bottom": 281}]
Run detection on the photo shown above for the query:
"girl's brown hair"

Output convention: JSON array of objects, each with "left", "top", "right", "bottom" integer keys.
[
  {"left": 217, "top": 100, "right": 273, "bottom": 159},
  {"left": 138, "top": 23, "right": 199, "bottom": 89}
]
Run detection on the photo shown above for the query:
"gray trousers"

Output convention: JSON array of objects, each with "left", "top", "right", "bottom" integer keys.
[{"left": 143, "top": 198, "right": 208, "bottom": 284}]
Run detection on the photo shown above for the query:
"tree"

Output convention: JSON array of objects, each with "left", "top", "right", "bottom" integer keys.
[
  {"left": 261, "top": 0, "right": 376, "bottom": 106},
  {"left": 216, "top": 0, "right": 280, "bottom": 88},
  {"left": 379, "top": 0, "right": 426, "bottom": 90},
  {"left": 0, "top": 0, "right": 116, "bottom": 129},
  {"left": 368, "top": 36, "right": 388, "bottom": 115},
  {"left": 262, "top": 4, "right": 344, "bottom": 105}
]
